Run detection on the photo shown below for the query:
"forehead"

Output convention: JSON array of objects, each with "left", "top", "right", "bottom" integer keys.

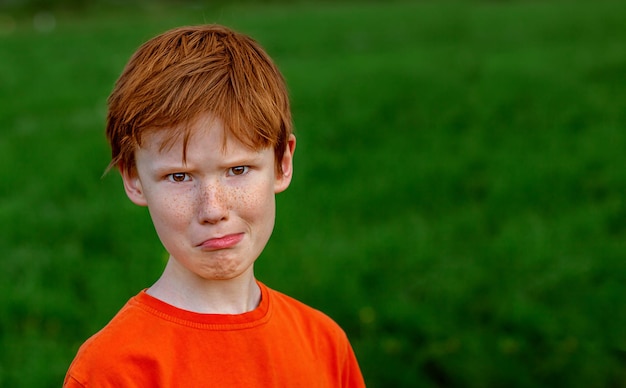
[
  {"left": 135, "top": 115, "right": 269, "bottom": 164},
  {"left": 140, "top": 114, "right": 220, "bottom": 151},
  {"left": 142, "top": 113, "right": 266, "bottom": 153}
]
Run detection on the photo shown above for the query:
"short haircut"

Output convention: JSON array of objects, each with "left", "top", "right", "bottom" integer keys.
[{"left": 106, "top": 24, "right": 293, "bottom": 174}]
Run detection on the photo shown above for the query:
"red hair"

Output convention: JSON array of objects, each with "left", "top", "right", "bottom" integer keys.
[{"left": 106, "top": 24, "right": 292, "bottom": 174}]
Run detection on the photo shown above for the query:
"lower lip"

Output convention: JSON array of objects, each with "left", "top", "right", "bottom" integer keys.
[{"left": 201, "top": 233, "right": 244, "bottom": 250}]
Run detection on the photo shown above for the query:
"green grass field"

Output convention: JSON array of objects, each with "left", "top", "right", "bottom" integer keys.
[{"left": 1, "top": 1, "right": 626, "bottom": 386}]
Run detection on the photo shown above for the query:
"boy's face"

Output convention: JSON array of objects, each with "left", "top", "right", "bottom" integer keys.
[{"left": 121, "top": 114, "right": 295, "bottom": 282}]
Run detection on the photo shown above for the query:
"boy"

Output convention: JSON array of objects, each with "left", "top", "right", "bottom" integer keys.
[{"left": 64, "top": 24, "right": 365, "bottom": 387}]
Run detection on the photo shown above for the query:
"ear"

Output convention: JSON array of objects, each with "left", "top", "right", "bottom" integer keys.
[
  {"left": 274, "top": 134, "right": 296, "bottom": 194},
  {"left": 120, "top": 164, "right": 148, "bottom": 207}
]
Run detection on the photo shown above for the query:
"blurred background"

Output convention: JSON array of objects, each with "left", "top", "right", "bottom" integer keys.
[{"left": 1, "top": 0, "right": 626, "bottom": 386}]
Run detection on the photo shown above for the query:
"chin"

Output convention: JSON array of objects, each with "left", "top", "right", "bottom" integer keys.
[{"left": 198, "top": 260, "right": 251, "bottom": 281}]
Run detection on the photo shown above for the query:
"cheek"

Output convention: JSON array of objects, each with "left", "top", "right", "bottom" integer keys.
[
  {"left": 228, "top": 183, "right": 275, "bottom": 220},
  {"left": 147, "top": 190, "right": 194, "bottom": 228}
]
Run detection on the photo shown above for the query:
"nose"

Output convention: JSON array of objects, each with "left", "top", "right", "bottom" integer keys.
[{"left": 196, "top": 181, "right": 229, "bottom": 224}]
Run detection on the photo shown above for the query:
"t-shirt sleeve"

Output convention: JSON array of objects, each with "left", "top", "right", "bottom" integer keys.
[
  {"left": 63, "top": 374, "right": 85, "bottom": 388},
  {"left": 342, "top": 337, "right": 366, "bottom": 387}
]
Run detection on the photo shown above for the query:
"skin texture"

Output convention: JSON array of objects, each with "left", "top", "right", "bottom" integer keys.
[{"left": 121, "top": 113, "right": 296, "bottom": 314}]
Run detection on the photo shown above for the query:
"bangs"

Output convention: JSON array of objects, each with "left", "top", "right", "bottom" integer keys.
[{"left": 106, "top": 25, "right": 292, "bottom": 173}]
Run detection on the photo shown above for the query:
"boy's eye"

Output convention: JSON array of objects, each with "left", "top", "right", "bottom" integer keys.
[
  {"left": 167, "top": 173, "right": 190, "bottom": 182},
  {"left": 228, "top": 166, "right": 249, "bottom": 176}
]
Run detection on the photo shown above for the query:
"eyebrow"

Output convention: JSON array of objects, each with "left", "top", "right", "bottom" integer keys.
[{"left": 148, "top": 148, "right": 268, "bottom": 172}]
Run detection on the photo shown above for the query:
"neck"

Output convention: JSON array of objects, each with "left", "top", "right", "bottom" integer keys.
[{"left": 146, "top": 257, "right": 261, "bottom": 314}]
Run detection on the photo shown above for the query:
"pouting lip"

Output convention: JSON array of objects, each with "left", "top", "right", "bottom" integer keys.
[{"left": 197, "top": 233, "right": 244, "bottom": 250}]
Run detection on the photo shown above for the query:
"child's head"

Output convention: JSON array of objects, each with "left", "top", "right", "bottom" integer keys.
[{"left": 106, "top": 24, "right": 292, "bottom": 175}]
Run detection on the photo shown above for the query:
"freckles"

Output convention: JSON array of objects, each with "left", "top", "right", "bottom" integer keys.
[
  {"left": 163, "top": 195, "right": 193, "bottom": 221},
  {"left": 229, "top": 187, "right": 250, "bottom": 208},
  {"left": 227, "top": 185, "right": 267, "bottom": 214}
]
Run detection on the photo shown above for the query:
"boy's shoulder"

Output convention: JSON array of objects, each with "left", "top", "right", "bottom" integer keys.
[
  {"left": 266, "top": 285, "right": 336, "bottom": 319},
  {"left": 64, "top": 295, "right": 152, "bottom": 386},
  {"left": 264, "top": 284, "right": 349, "bottom": 341}
]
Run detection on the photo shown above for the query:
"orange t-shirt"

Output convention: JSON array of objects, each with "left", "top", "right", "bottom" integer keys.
[{"left": 64, "top": 282, "right": 365, "bottom": 387}]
